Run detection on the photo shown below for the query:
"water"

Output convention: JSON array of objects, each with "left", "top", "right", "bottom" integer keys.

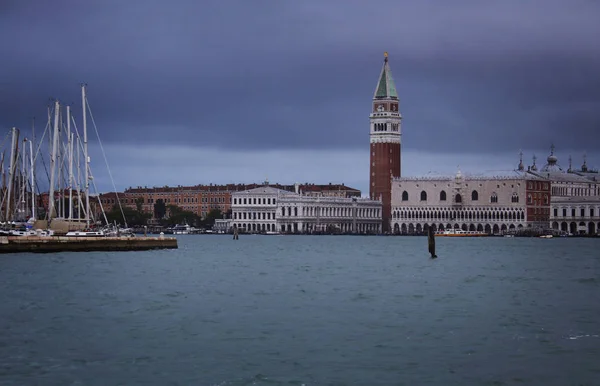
[{"left": 1, "top": 236, "right": 599, "bottom": 385}]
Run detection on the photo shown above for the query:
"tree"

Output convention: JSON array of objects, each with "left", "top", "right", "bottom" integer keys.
[
  {"left": 105, "top": 205, "right": 150, "bottom": 227},
  {"left": 162, "top": 205, "right": 200, "bottom": 227},
  {"left": 154, "top": 199, "right": 166, "bottom": 219},
  {"left": 135, "top": 197, "right": 144, "bottom": 213},
  {"left": 203, "top": 208, "right": 223, "bottom": 228}
]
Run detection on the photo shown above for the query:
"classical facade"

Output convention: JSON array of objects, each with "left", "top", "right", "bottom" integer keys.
[
  {"left": 369, "top": 52, "right": 402, "bottom": 233},
  {"left": 231, "top": 185, "right": 382, "bottom": 234},
  {"left": 528, "top": 146, "right": 600, "bottom": 235},
  {"left": 390, "top": 170, "right": 551, "bottom": 235}
]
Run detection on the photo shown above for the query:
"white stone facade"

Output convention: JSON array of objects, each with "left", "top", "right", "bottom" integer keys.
[
  {"left": 231, "top": 186, "right": 382, "bottom": 234},
  {"left": 390, "top": 170, "right": 550, "bottom": 235},
  {"left": 550, "top": 197, "right": 600, "bottom": 235},
  {"left": 529, "top": 149, "right": 600, "bottom": 235}
]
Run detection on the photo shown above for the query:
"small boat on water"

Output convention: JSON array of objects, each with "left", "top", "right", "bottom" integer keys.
[{"left": 435, "top": 229, "right": 489, "bottom": 237}]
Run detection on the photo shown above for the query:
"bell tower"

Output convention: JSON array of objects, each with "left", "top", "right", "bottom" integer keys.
[{"left": 369, "top": 52, "right": 402, "bottom": 233}]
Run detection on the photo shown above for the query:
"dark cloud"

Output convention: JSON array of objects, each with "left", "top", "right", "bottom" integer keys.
[{"left": 1, "top": 0, "right": 599, "bottom": 157}]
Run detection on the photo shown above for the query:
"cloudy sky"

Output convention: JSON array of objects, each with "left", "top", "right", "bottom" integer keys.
[{"left": 1, "top": 0, "right": 599, "bottom": 195}]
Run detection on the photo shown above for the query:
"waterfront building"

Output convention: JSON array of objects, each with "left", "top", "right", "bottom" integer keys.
[
  {"left": 390, "top": 169, "right": 551, "bottom": 235},
  {"left": 231, "top": 185, "right": 382, "bottom": 234},
  {"left": 528, "top": 146, "right": 600, "bottom": 235},
  {"left": 213, "top": 218, "right": 233, "bottom": 233},
  {"left": 369, "top": 52, "right": 402, "bottom": 233},
  {"left": 98, "top": 182, "right": 361, "bottom": 220}
]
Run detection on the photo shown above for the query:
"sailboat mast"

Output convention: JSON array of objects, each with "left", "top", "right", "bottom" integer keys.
[
  {"left": 29, "top": 140, "right": 35, "bottom": 220},
  {"left": 21, "top": 138, "right": 27, "bottom": 218},
  {"left": 0, "top": 152, "right": 4, "bottom": 222},
  {"left": 58, "top": 107, "right": 63, "bottom": 218},
  {"left": 31, "top": 118, "right": 36, "bottom": 220},
  {"left": 6, "top": 127, "right": 19, "bottom": 222},
  {"left": 77, "top": 136, "right": 81, "bottom": 220},
  {"left": 49, "top": 100, "right": 60, "bottom": 220},
  {"left": 82, "top": 84, "right": 90, "bottom": 227},
  {"left": 67, "top": 105, "right": 73, "bottom": 220}
]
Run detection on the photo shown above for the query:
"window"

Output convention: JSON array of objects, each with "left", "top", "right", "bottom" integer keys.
[
  {"left": 553, "top": 208, "right": 557, "bottom": 217},
  {"left": 544, "top": 194, "right": 548, "bottom": 205},
  {"left": 591, "top": 208, "right": 595, "bottom": 217},
  {"left": 511, "top": 193, "right": 519, "bottom": 203},
  {"left": 402, "top": 191, "right": 408, "bottom": 201},
  {"left": 563, "top": 208, "right": 566, "bottom": 217},
  {"left": 571, "top": 208, "right": 575, "bottom": 217},
  {"left": 420, "top": 191, "right": 427, "bottom": 201},
  {"left": 581, "top": 208, "right": 585, "bottom": 217},
  {"left": 527, "top": 194, "right": 532, "bottom": 204},
  {"left": 491, "top": 193, "right": 498, "bottom": 203},
  {"left": 455, "top": 194, "right": 462, "bottom": 203},
  {"left": 440, "top": 190, "right": 447, "bottom": 201},
  {"left": 471, "top": 190, "right": 479, "bottom": 201}
]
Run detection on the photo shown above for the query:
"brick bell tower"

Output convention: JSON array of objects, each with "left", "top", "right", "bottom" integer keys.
[{"left": 369, "top": 52, "right": 402, "bottom": 233}]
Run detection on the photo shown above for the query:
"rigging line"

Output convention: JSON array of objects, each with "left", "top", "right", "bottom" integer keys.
[
  {"left": 33, "top": 108, "right": 52, "bottom": 163},
  {"left": 85, "top": 96, "right": 128, "bottom": 228},
  {"left": 70, "top": 116, "right": 91, "bottom": 221},
  {"left": 88, "top": 169, "right": 108, "bottom": 226},
  {"left": 0, "top": 130, "right": 11, "bottom": 150},
  {"left": 71, "top": 115, "right": 92, "bottom": 222}
]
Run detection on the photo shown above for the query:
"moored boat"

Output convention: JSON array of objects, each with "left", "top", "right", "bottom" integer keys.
[{"left": 435, "top": 229, "right": 489, "bottom": 237}]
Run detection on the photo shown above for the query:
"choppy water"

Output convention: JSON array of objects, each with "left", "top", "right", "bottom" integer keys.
[{"left": 1, "top": 235, "right": 599, "bottom": 385}]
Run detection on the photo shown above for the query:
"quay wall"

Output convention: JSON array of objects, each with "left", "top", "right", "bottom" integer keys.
[{"left": 0, "top": 236, "right": 178, "bottom": 253}]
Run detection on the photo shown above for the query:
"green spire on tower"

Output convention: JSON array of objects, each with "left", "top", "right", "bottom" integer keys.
[{"left": 374, "top": 52, "right": 398, "bottom": 99}]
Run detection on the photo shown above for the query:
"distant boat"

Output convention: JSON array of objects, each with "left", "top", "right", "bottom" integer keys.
[
  {"left": 435, "top": 229, "right": 488, "bottom": 237},
  {"left": 170, "top": 223, "right": 197, "bottom": 235},
  {"left": 65, "top": 230, "right": 105, "bottom": 237}
]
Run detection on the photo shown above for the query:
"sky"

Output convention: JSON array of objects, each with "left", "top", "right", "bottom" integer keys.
[{"left": 1, "top": 0, "right": 599, "bottom": 195}]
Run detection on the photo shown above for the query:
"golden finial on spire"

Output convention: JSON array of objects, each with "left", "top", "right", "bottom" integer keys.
[{"left": 384, "top": 51, "right": 388, "bottom": 58}]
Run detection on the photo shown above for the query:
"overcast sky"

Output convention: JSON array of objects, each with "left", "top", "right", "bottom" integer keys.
[{"left": 1, "top": 0, "right": 599, "bottom": 194}]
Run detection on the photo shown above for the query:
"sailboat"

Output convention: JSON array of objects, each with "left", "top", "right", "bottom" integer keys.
[{"left": 1, "top": 85, "right": 131, "bottom": 237}]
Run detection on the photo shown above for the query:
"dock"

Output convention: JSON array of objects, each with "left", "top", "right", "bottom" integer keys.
[{"left": 0, "top": 235, "right": 178, "bottom": 253}]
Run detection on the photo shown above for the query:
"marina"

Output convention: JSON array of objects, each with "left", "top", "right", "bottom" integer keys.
[{"left": 0, "top": 85, "right": 178, "bottom": 253}]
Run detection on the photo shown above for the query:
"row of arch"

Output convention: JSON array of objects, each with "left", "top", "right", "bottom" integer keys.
[
  {"left": 401, "top": 190, "right": 521, "bottom": 203},
  {"left": 392, "top": 209, "right": 526, "bottom": 221},
  {"left": 392, "top": 222, "right": 524, "bottom": 234},
  {"left": 552, "top": 221, "right": 598, "bottom": 235},
  {"left": 279, "top": 206, "right": 379, "bottom": 218}
]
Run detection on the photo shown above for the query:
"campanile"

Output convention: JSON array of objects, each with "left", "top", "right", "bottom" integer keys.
[{"left": 369, "top": 52, "right": 402, "bottom": 232}]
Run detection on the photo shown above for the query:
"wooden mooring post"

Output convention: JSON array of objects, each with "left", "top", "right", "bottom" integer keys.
[{"left": 428, "top": 227, "right": 437, "bottom": 258}]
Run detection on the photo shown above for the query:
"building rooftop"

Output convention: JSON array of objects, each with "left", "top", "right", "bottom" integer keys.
[
  {"left": 374, "top": 52, "right": 398, "bottom": 100},
  {"left": 394, "top": 169, "right": 549, "bottom": 182}
]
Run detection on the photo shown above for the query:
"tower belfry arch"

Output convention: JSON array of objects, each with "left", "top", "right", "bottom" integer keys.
[{"left": 369, "top": 52, "right": 402, "bottom": 232}]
